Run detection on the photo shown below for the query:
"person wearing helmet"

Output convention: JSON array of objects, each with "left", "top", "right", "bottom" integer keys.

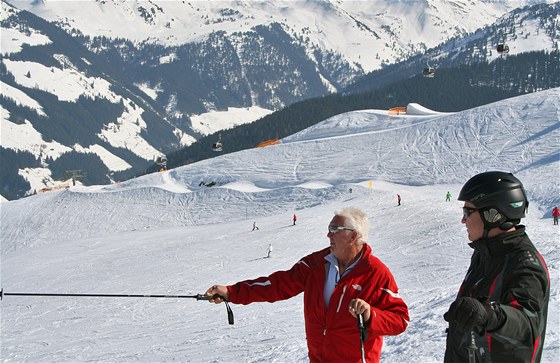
[{"left": 443, "top": 171, "right": 550, "bottom": 363}]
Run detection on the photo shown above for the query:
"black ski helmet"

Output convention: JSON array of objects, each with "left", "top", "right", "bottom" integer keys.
[{"left": 458, "top": 171, "right": 528, "bottom": 231}]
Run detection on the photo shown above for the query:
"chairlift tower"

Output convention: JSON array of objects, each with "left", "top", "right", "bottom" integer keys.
[{"left": 63, "top": 170, "right": 85, "bottom": 186}]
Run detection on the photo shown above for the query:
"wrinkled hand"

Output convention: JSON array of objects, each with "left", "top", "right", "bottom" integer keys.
[
  {"left": 205, "top": 285, "right": 230, "bottom": 304},
  {"left": 444, "top": 297, "right": 489, "bottom": 332},
  {"left": 348, "top": 298, "right": 371, "bottom": 322}
]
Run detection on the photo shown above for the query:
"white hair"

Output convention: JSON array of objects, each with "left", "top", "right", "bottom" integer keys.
[{"left": 334, "top": 206, "right": 370, "bottom": 245}]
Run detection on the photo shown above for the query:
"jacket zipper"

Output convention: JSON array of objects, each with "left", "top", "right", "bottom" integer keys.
[
  {"left": 324, "top": 256, "right": 363, "bottom": 337},
  {"left": 324, "top": 284, "right": 348, "bottom": 336},
  {"left": 336, "top": 285, "right": 347, "bottom": 313}
]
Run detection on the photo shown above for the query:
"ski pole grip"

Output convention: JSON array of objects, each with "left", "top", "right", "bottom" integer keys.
[
  {"left": 196, "top": 294, "right": 223, "bottom": 301},
  {"left": 357, "top": 313, "right": 365, "bottom": 328},
  {"left": 357, "top": 313, "right": 368, "bottom": 341}
]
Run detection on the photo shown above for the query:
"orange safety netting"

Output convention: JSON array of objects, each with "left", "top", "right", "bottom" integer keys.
[
  {"left": 256, "top": 138, "right": 280, "bottom": 148},
  {"left": 388, "top": 107, "right": 407, "bottom": 115}
]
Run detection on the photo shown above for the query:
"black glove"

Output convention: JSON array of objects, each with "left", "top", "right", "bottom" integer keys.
[{"left": 444, "top": 297, "right": 503, "bottom": 333}]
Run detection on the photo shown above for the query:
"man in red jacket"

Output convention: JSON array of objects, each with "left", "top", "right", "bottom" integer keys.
[{"left": 206, "top": 207, "right": 409, "bottom": 362}]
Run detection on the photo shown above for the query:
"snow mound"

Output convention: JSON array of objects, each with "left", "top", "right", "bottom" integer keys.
[{"left": 406, "top": 103, "right": 445, "bottom": 115}]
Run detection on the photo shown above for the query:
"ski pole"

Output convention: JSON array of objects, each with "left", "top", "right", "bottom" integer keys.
[
  {"left": 1, "top": 290, "right": 215, "bottom": 300},
  {"left": 465, "top": 296, "right": 489, "bottom": 362},
  {"left": 466, "top": 330, "right": 477, "bottom": 363},
  {"left": 357, "top": 313, "right": 368, "bottom": 363},
  {"left": 1, "top": 288, "right": 234, "bottom": 325}
]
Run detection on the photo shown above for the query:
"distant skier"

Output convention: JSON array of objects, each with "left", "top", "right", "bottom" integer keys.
[
  {"left": 293, "top": 213, "right": 297, "bottom": 225},
  {"left": 266, "top": 243, "right": 273, "bottom": 258},
  {"left": 397, "top": 194, "right": 401, "bottom": 206},
  {"left": 552, "top": 206, "right": 560, "bottom": 225},
  {"left": 446, "top": 191, "right": 451, "bottom": 202},
  {"left": 252, "top": 221, "right": 259, "bottom": 231}
]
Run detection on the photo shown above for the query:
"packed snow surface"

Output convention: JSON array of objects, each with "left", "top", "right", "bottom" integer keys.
[{"left": 1, "top": 89, "right": 559, "bottom": 362}]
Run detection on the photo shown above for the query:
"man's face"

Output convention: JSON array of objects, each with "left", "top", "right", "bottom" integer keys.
[
  {"left": 462, "top": 201, "right": 484, "bottom": 241},
  {"left": 327, "top": 215, "right": 356, "bottom": 259}
]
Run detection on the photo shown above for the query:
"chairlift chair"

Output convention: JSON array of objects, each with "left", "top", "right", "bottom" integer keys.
[
  {"left": 212, "top": 142, "right": 223, "bottom": 152},
  {"left": 422, "top": 67, "right": 435, "bottom": 78},
  {"left": 155, "top": 155, "right": 167, "bottom": 171},
  {"left": 422, "top": 60, "right": 435, "bottom": 77},
  {"left": 212, "top": 133, "right": 223, "bottom": 152},
  {"left": 496, "top": 43, "right": 509, "bottom": 54}
]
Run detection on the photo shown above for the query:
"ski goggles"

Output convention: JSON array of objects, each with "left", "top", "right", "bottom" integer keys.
[
  {"left": 462, "top": 207, "right": 479, "bottom": 219},
  {"left": 328, "top": 225, "right": 354, "bottom": 234}
]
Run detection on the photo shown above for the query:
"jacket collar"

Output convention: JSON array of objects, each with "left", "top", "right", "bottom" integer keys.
[
  {"left": 322, "top": 243, "right": 372, "bottom": 268},
  {"left": 469, "top": 225, "right": 526, "bottom": 257}
]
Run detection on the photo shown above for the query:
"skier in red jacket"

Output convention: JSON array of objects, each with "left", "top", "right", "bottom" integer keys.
[
  {"left": 206, "top": 207, "right": 409, "bottom": 362},
  {"left": 552, "top": 206, "right": 559, "bottom": 225}
]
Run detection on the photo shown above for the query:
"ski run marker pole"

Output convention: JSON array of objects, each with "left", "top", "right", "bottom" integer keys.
[{"left": 0, "top": 288, "right": 234, "bottom": 325}]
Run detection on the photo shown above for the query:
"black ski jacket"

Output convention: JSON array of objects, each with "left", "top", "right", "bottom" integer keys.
[{"left": 444, "top": 226, "right": 550, "bottom": 363}]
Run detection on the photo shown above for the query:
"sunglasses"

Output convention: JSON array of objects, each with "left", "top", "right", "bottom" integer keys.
[
  {"left": 328, "top": 225, "right": 354, "bottom": 234},
  {"left": 462, "top": 207, "right": 479, "bottom": 219}
]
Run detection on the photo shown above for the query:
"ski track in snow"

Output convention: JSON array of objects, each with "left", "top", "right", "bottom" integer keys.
[{"left": 1, "top": 91, "right": 559, "bottom": 362}]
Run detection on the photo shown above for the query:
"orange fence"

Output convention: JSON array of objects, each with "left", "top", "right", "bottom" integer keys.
[
  {"left": 388, "top": 107, "right": 407, "bottom": 115},
  {"left": 38, "top": 182, "right": 70, "bottom": 194},
  {"left": 256, "top": 138, "right": 280, "bottom": 148}
]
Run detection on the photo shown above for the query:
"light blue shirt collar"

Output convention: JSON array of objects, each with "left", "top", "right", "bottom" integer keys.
[{"left": 323, "top": 251, "right": 362, "bottom": 307}]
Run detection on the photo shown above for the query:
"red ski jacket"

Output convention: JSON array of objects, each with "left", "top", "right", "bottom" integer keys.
[{"left": 227, "top": 244, "right": 409, "bottom": 362}]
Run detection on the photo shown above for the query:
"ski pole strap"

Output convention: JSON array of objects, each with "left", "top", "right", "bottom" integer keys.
[
  {"left": 224, "top": 300, "right": 234, "bottom": 325},
  {"left": 194, "top": 293, "right": 234, "bottom": 324}
]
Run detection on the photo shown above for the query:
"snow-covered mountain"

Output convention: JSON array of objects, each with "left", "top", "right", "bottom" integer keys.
[
  {"left": 1, "top": 0, "right": 558, "bottom": 200},
  {"left": 7, "top": 0, "right": 552, "bottom": 72},
  {"left": 347, "top": 1, "right": 560, "bottom": 93},
  {"left": 1, "top": 89, "right": 558, "bottom": 362}
]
